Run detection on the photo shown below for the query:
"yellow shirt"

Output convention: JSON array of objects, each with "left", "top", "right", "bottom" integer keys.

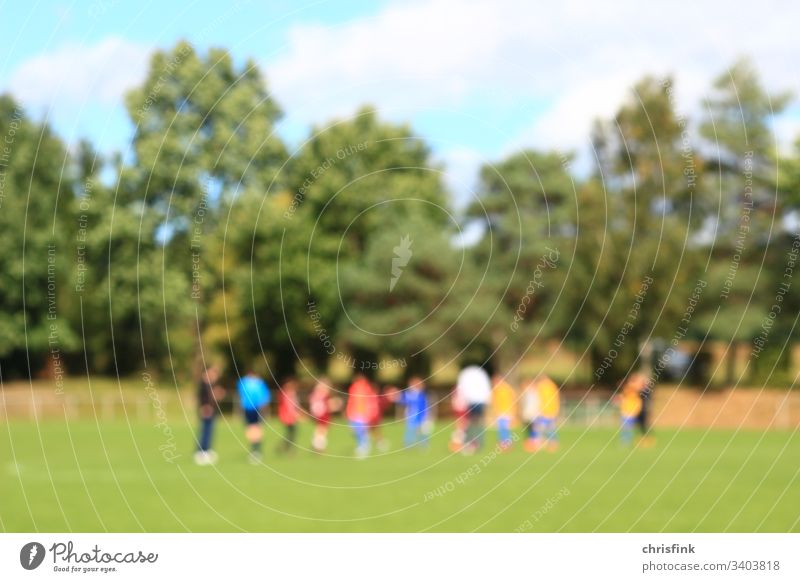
[
  {"left": 620, "top": 389, "right": 642, "bottom": 418},
  {"left": 492, "top": 382, "right": 516, "bottom": 417},
  {"left": 538, "top": 378, "right": 560, "bottom": 418}
]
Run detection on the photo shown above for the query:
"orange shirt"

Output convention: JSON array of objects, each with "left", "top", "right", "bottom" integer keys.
[{"left": 346, "top": 379, "right": 378, "bottom": 422}]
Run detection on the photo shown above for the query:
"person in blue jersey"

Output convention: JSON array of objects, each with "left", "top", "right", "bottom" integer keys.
[
  {"left": 237, "top": 369, "right": 271, "bottom": 463},
  {"left": 399, "top": 376, "right": 430, "bottom": 448}
]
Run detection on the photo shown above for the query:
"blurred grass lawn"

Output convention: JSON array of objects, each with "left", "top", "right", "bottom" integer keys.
[{"left": 1, "top": 417, "right": 797, "bottom": 532}]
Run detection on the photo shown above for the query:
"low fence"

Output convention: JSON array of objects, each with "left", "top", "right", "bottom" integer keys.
[
  {"left": 0, "top": 389, "right": 619, "bottom": 426},
  {"left": 0, "top": 391, "right": 188, "bottom": 422},
  {"left": 2, "top": 388, "right": 796, "bottom": 429}
]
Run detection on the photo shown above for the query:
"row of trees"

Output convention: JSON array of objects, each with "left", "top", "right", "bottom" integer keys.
[{"left": 1, "top": 40, "right": 797, "bottom": 386}]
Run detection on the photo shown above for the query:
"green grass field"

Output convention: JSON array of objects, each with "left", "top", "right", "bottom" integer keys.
[{"left": 1, "top": 417, "right": 798, "bottom": 532}]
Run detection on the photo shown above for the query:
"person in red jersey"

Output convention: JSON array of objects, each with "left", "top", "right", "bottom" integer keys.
[
  {"left": 277, "top": 378, "right": 302, "bottom": 454},
  {"left": 309, "top": 376, "right": 336, "bottom": 453}
]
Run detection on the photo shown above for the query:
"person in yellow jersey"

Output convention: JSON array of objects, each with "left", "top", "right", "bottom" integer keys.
[
  {"left": 625, "top": 373, "right": 655, "bottom": 447},
  {"left": 491, "top": 374, "right": 516, "bottom": 449},
  {"left": 615, "top": 382, "right": 642, "bottom": 445},
  {"left": 536, "top": 375, "right": 560, "bottom": 452}
]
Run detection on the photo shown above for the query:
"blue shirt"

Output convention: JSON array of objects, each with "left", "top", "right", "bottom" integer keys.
[
  {"left": 237, "top": 376, "right": 270, "bottom": 411},
  {"left": 400, "top": 389, "right": 427, "bottom": 424}
]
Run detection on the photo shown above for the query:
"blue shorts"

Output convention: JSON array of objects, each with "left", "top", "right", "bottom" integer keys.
[{"left": 243, "top": 408, "right": 262, "bottom": 425}]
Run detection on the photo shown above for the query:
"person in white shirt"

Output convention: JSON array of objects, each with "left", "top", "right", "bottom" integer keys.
[
  {"left": 455, "top": 365, "right": 491, "bottom": 452},
  {"left": 521, "top": 378, "right": 541, "bottom": 452}
]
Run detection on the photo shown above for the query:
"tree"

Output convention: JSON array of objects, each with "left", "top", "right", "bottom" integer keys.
[
  {"left": 119, "top": 40, "right": 288, "bottom": 377},
  {"left": 123, "top": 40, "right": 286, "bottom": 227},
  {"left": 217, "top": 107, "right": 453, "bottom": 378},
  {"left": 339, "top": 210, "right": 471, "bottom": 374},
  {"left": 563, "top": 76, "right": 707, "bottom": 384},
  {"left": 698, "top": 59, "right": 793, "bottom": 383},
  {"left": 462, "top": 149, "right": 577, "bottom": 372},
  {"left": 0, "top": 95, "right": 78, "bottom": 377}
]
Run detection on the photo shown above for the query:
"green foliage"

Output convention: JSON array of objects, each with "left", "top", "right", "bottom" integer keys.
[
  {"left": 1, "top": 48, "right": 799, "bottom": 386},
  {"left": 542, "top": 77, "right": 709, "bottom": 382},
  {"left": 124, "top": 41, "right": 286, "bottom": 226},
  {"left": 215, "top": 108, "right": 455, "bottom": 377},
  {"left": 0, "top": 96, "right": 78, "bottom": 369}
]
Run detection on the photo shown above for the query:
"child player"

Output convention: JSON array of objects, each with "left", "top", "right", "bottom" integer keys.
[
  {"left": 520, "top": 377, "right": 541, "bottom": 452},
  {"left": 491, "top": 374, "right": 516, "bottom": 449},
  {"left": 625, "top": 373, "right": 654, "bottom": 447},
  {"left": 237, "top": 369, "right": 271, "bottom": 463},
  {"left": 536, "top": 374, "right": 560, "bottom": 452},
  {"left": 309, "top": 377, "right": 333, "bottom": 453},
  {"left": 399, "top": 376, "right": 429, "bottom": 448},
  {"left": 616, "top": 380, "right": 642, "bottom": 445},
  {"left": 369, "top": 381, "right": 392, "bottom": 453},
  {"left": 277, "top": 378, "right": 302, "bottom": 454},
  {"left": 346, "top": 373, "right": 378, "bottom": 458},
  {"left": 448, "top": 385, "right": 469, "bottom": 452}
]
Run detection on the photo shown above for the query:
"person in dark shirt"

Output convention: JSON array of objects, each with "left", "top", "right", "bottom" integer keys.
[{"left": 195, "top": 365, "right": 224, "bottom": 465}]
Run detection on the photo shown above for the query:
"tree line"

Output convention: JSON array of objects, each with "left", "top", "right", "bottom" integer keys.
[{"left": 1, "top": 40, "right": 798, "bottom": 387}]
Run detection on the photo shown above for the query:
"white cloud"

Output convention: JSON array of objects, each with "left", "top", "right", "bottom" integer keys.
[
  {"left": 8, "top": 36, "right": 151, "bottom": 111},
  {"left": 437, "top": 147, "right": 486, "bottom": 209},
  {"left": 268, "top": 0, "right": 800, "bottom": 159}
]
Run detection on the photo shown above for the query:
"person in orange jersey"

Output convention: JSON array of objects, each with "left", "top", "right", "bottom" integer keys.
[{"left": 346, "top": 373, "right": 378, "bottom": 458}]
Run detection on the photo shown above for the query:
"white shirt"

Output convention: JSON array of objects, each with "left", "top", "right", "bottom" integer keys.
[
  {"left": 456, "top": 366, "right": 491, "bottom": 405},
  {"left": 521, "top": 389, "right": 541, "bottom": 421}
]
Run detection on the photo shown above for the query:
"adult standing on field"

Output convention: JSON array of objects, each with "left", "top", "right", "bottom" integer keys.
[
  {"left": 455, "top": 365, "right": 492, "bottom": 453},
  {"left": 195, "top": 365, "right": 224, "bottom": 465},
  {"left": 237, "top": 369, "right": 271, "bottom": 463}
]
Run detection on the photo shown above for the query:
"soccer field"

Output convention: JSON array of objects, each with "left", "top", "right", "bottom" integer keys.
[{"left": 1, "top": 418, "right": 798, "bottom": 532}]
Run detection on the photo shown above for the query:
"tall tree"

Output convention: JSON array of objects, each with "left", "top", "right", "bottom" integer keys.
[
  {"left": 123, "top": 40, "right": 286, "bottom": 227},
  {"left": 120, "top": 41, "right": 288, "bottom": 377},
  {"left": 0, "top": 95, "right": 78, "bottom": 377},
  {"left": 463, "top": 149, "right": 577, "bottom": 372},
  {"left": 218, "top": 108, "right": 452, "bottom": 378},
  {"left": 339, "top": 210, "right": 471, "bottom": 374},
  {"left": 698, "top": 59, "right": 792, "bottom": 383},
  {"left": 563, "top": 76, "right": 707, "bottom": 383}
]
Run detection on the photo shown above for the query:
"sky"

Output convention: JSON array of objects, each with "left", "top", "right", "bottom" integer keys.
[{"left": 2, "top": 0, "right": 800, "bottom": 208}]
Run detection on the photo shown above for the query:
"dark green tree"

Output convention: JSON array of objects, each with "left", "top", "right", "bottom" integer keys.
[
  {"left": 698, "top": 59, "right": 793, "bottom": 383},
  {"left": 564, "top": 76, "right": 707, "bottom": 383},
  {"left": 0, "top": 95, "right": 78, "bottom": 377}
]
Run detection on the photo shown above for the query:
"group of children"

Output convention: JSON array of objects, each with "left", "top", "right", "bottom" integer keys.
[
  {"left": 195, "top": 370, "right": 432, "bottom": 464},
  {"left": 335, "top": 373, "right": 432, "bottom": 457},
  {"left": 194, "top": 366, "right": 652, "bottom": 465},
  {"left": 448, "top": 373, "right": 562, "bottom": 455}
]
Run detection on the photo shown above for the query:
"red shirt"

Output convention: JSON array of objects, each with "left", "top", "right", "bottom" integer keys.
[{"left": 278, "top": 390, "right": 300, "bottom": 425}]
